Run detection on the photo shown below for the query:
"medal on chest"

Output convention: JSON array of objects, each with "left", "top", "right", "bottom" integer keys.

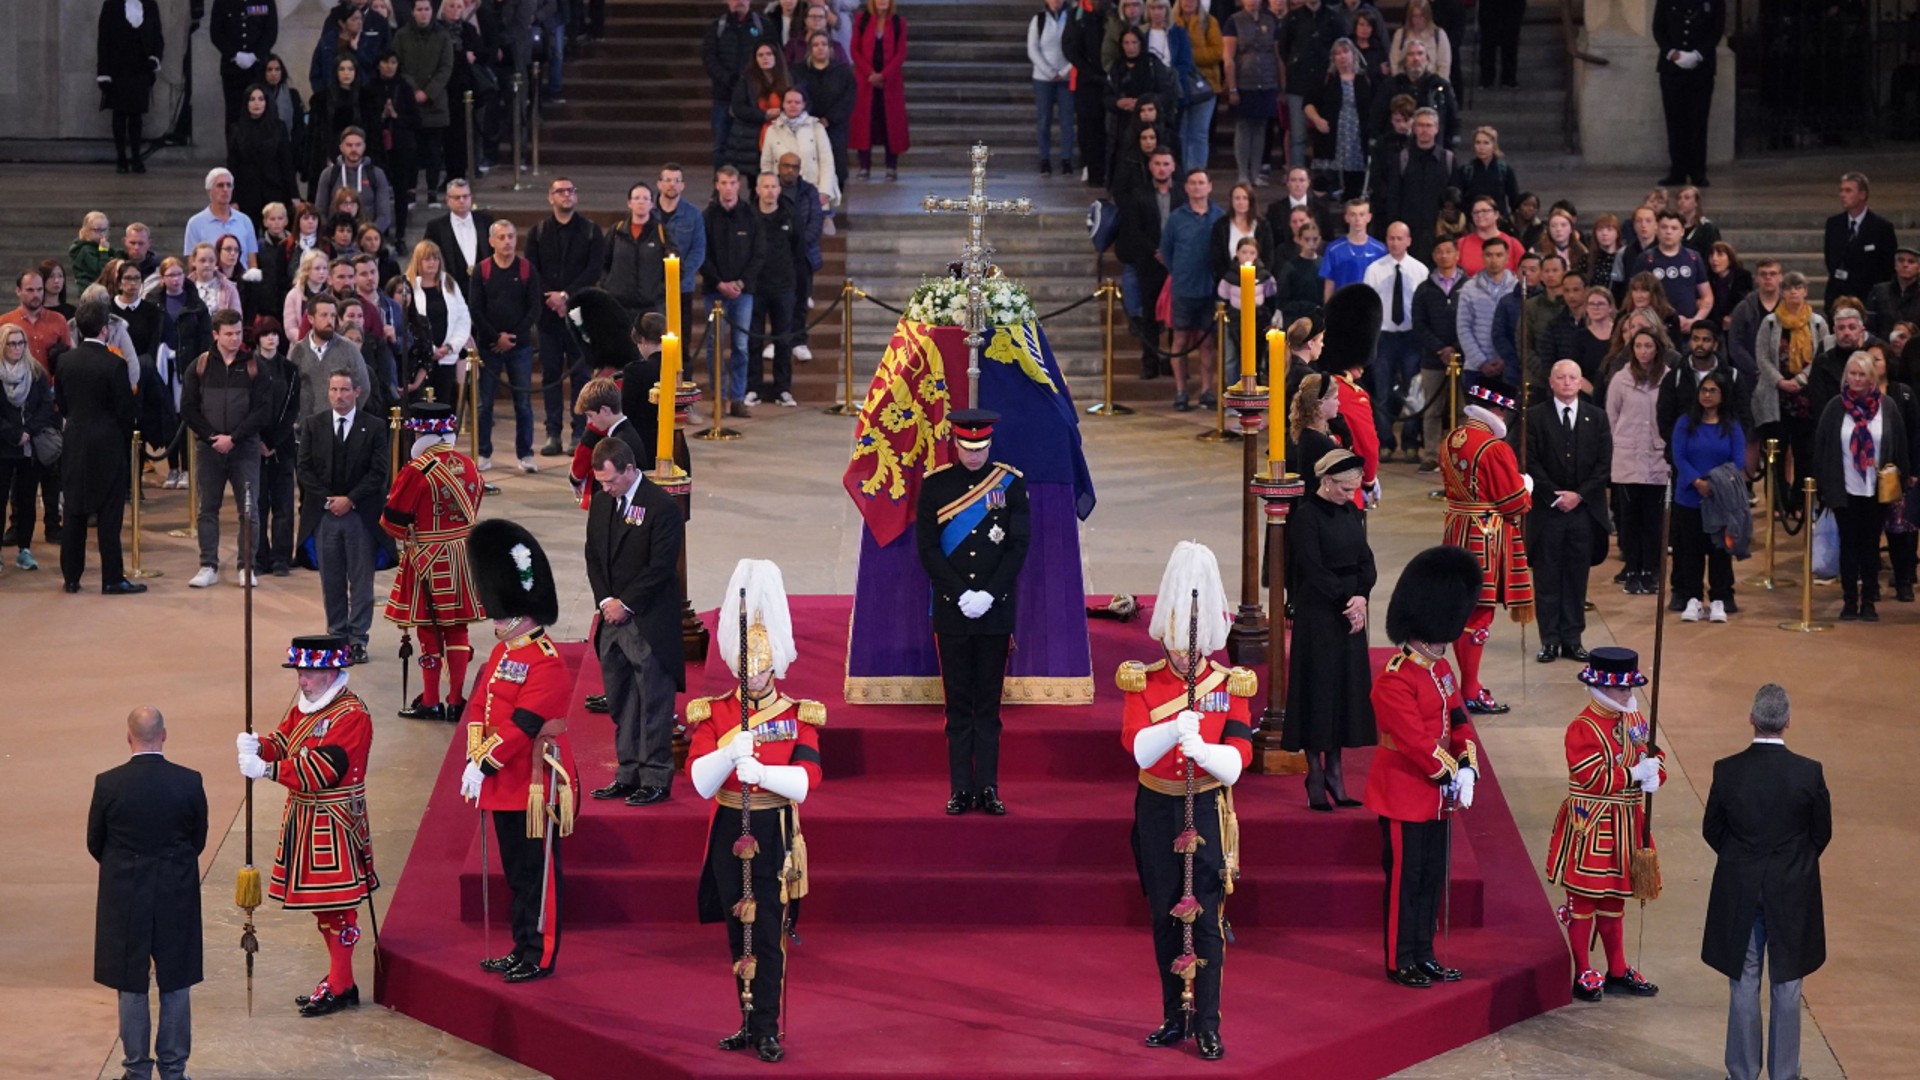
[
  {"left": 1197, "top": 689, "right": 1230, "bottom": 713},
  {"left": 988, "top": 523, "right": 1005, "bottom": 544},
  {"left": 624, "top": 503, "right": 647, "bottom": 527},
  {"left": 754, "top": 717, "right": 799, "bottom": 744},
  {"left": 986, "top": 488, "right": 1007, "bottom": 509},
  {"left": 497, "top": 658, "right": 530, "bottom": 683}
]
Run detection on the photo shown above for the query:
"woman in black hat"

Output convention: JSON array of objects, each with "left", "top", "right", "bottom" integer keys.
[{"left": 1284, "top": 449, "right": 1377, "bottom": 809}]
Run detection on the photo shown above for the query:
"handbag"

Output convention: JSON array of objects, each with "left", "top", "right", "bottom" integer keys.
[
  {"left": 1185, "top": 69, "right": 1216, "bottom": 106},
  {"left": 1878, "top": 464, "right": 1902, "bottom": 504},
  {"left": 31, "top": 426, "right": 62, "bottom": 468}
]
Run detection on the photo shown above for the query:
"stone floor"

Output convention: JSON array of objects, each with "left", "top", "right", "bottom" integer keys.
[{"left": 2, "top": 149, "right": 1914, "bottom": 1079}]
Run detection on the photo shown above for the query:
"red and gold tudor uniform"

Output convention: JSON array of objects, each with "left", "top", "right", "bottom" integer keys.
[
  {"left": 382, "top": 403, "right": 486, "bottom": 720},
  {"left": 1440, "top": 386, "right": 1534, "bottom": 712},
  {"left": 685, "top": 690, "right": 824, "bottom": 1042},
  {"left": 467, "top": 624, "right": 579, "bottom": 977},
  {"left": 1118, "top": 658, "right": 1254, "bottom": 1042},
  {"left": 1364, "top": 646, "right": 1479, "bottom": 981},
  {"left": 252, "top": 637, "right": 378, "bottom": 1015}
]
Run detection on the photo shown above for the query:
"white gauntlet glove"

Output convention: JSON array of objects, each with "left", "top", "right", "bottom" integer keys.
[
  {"left": 734, "top": 756, "right": 766, "bottom": 787},
  {"left": 460, "top": 761, "right": 485, "bottom": 802},
  {"left": 1629, "top": 758, "right": 1661, "bottom": 792},
  {"left": 236, "top": 732, "right": 260, "bottom": 756},
  {"left": 242, "top": 268, "right": 263, "bottom": 283},
  {"left": 238, "top": 753, "right": 269, "bottom": 780},
  {"left": 727, "top": 733, "right": 758, "bottom": 761},
  {"left": 1174, "top": 710, "right": 1202, "bottom": 738},
  {"left": 1454, "top": 765, "right": 1476, "bottom": 809}
]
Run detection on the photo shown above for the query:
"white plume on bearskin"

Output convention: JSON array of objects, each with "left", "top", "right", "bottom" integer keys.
[{"left": 1148, "top": 541, "right": 1232, "bottom": 655}]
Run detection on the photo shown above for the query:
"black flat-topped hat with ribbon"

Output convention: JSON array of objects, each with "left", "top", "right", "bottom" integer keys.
[
  {"left": 404, "top": 400, "right": 458, "bottom": 434},
  {"left": 284, "top": 633, "right": 354, "bottom": 669},
  {"left": 1466, "top": 384, "right": 1517, "bottom": 412},
  {"left": 948, "top": 408, "right": 1000, "bottom": 452},
  {"left": 1577, "top": 646, "right": 1648, "bottom": 688}
]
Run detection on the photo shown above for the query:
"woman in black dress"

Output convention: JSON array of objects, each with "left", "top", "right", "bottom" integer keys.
[
  {"left": 96, "top": 0, "right": 164, "bottom": 174},
  {"left": 1283, "top": 449, "right": 1377, "bottom": 810},
  {"left": 1284, "top": 371, "right": 1343, "bottom": 475}
]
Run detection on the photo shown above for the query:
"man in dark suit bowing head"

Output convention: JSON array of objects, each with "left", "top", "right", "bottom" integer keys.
[
  {"left": 297, "top": 369, "right": 392, "bottom": 664},
  {"left": 59, "top": 298, "right": 144, "bottom": 594},
  {"left": 584, "top": 437, "right": 686, "bottom": 807},
  {"left": 1526, "top": 358, "right": 1612, "bottom": 662}
]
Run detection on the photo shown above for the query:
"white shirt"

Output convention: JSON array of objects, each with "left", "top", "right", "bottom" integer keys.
[
  {"left": 1147, "top": 27, "right": 1171, "bottom": 65},
  {"left": 1753, "top": 737, "right": 1785, "bottom": 745},
  {"left": 331, "top": 407, "right": 357, "bottom": 440},
  {"left": 1362, "top": 253, "right": 1429, "bottom": 332},
  {"left": 1839, "top": 406, "right": 1882, "bottom": 497},
  {"left": 450, "top": 212, "right": 479, "bottom": 270}
]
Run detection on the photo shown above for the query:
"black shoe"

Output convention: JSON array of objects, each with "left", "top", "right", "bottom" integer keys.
[
  {"left": 585, "top": 693, "right": 610, "bottom": 713},
  {"left": 1039, "top": 160, "right": 1052, "bottom": 176},
  {"left": 117, "top": 161, "right": 131, "bottom": 174},
  {"left": 479, "top": 953, "right": 520, "bottom": 973},
  {"left": 1464, "top": 690, "right": 1510, "bottom": 715},
  {"left": 445, "top": 700, "right": 466, "bottom": 723},
  {"left": 1307, "top": 796, "right": 1333, "bottom": 812},
  {"left": 1722, "top": 596, "right": 1739, "bottom": 614},
  {"left": 1572, "top": 969, "right": 1605, "bottom": 1002},
  {"left": 297, "top": 983, "right": 360, "bottom": 1016},
  {"left": 350, "top": 644, "right": 370, "bottom": 665},
  {"left": 1195, "top": 1031, "right": 1224, "bottom": 1060},
  {"left": 718, "top": 1026, "right": 754, "bottom": 1051},
  {"left": 64, "top": 581, "right": 82, "bottom": 593},
  {"left": 1603, "top": 967, "right": 1659, "bottom": 996},
  {"left": 1860, "top": 601, "right": 1879, "bottom": 622},
  {"left": 624, "top": 785, "right": 670, "bottom": 806},
  {"left": 1143, "top": 1016, "right": 1189, "bottom": 1047},
  {"left": 1563, "top": 645, "right": 1589, "bottom": 662},
  {"left": 398, "top": 696, "right": 446, "bottom": 721},
  {"left": 1667, "top": 593, "right": 1687, "bottom": 612},
  {"left": 946, "top": 790, "right": 972, "bottom": 815},
  {"left": 1839, "top": 603, "right": 1860, "bottom": 621},
  {"left": 503, "top": 958, "right": 553, "bottom": 983},
  {"left": 1612, "top": 568, "right": 1628, "bottom": 584},
  {"left": 1691, "top": 174, "right": 1710, "bottom": 187},
  {"left": 977, "top": 786, "right": 1006, "bottom": 815},
  {"left": 132, "top": 159, "right": 146, "bottom": 174},
  {"left": 755, "top": 1035, "right": 784, "bottom": 1063},
  {"left": 1898, "top": 585, "right": 1915, "bottom": 602},
  {"left": 1334, "top": 796, "right": 1363, "bottom": 808},
  {"left": 0, "top": 527, "right": 13, "bottom": 546},
  {"left": 1417, "top": 959, "right": 1463, "bottom": 982},
  {"left": 1536, "top": 644, "right": 1559, "bottom": 663},
  {"left": 101, "top": 580, "right": 148, "bottom": 595},
  {"left": 591, "top": 781, "right": 640, "bottom": 801},
  {"left": 1198, "top": 391, "right": 1218, "bottom": 410},
  {"left": 1657, "top": 174, "right": 1686, "bottom": 186},
  {"left": 540, "top": 434, "right": 564, "bottom": 456},
  {"left": 1387, "top": 965, "right": 1433, "bottom": 988}
]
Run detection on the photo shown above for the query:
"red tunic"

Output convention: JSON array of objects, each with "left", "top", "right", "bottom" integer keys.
[
  {"left": 258, "top": 689, "right": 378, "bottom": 910},
  {"left": 381, "top": 442, "right": 486, "bottom": 625},
  {"left": 1440, "top": 419, "right": 1533, "bottom": 616},
  {"left": 683, "top": 689, "right": 827, "bottom": 795},
  {"left": 1544, "top": 701, "right": 1667, "bottom": 899},
  {"left": 1334, "top": 373, "right": 1381, "bottom": 494},
  {"left": 1362, "top": 648, "right": 1480, "bottom": 823},
  {"left": 1117, "top": 659, "right": 1256, "bottom": 787},
  {"left": 467, "top": 629, "right": 580, "bottom": 812}
]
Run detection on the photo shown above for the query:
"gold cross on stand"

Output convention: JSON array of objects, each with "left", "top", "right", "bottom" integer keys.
[{"left": 922, "top": 144, "right": 1034, "bottom": 403}]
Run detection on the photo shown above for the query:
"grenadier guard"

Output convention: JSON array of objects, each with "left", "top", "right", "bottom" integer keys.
[
  {"left": 459, "top": 519, "right": 579, "bottom": 984},
  {"left": 1316, "top": 284, "right": 1384, "bottom": 506},
  {"left": 235, "top": 634, "right": 378, "bottom": 1017},
  {"left": 915, "top": 408, "right": 1031, "bottom": 816},
  {"left": 685, "top": 560, "right": 822, "bottom": 1064},
  {"left": 1543, "top": 647, "right": 1665, "bottom": 1002},
  {"left": 381, "top": 400, "right": 486, "bottom": 722},
  {"left": 1364, "top": 545, "right": 1483, "bottom": 989},
  {"left": 1439, "top": 383, "right": 1534, "bottom": 714},
  {"left": 1118, "top": 541, "right": 1254, "bottom": 1061}
]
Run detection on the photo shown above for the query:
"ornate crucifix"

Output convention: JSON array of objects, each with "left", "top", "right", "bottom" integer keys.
[{"left": 922, "top": 144, "right": 1033, "bottom": 404}]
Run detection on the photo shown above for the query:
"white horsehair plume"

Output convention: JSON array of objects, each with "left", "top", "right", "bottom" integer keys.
[
  {"left": 1147, "top": 540, "right": 1232, "bottom": 655},
  {"left": 718, "top": 558, "right": 797, "bottom": 679}
]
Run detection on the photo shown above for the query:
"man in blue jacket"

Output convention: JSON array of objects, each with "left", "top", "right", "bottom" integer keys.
[{"left": 1158, "top": 167, "right": 1223, "bottom": 412}]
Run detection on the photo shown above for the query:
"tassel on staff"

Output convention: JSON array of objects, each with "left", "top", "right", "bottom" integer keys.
[{"left": 1171, "top": 588, "right": 1207, "bottom": 1020}]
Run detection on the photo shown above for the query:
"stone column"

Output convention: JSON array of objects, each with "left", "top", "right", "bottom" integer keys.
[{"left": 1576, "top": 0, "right": 1734, "bottom": 169}]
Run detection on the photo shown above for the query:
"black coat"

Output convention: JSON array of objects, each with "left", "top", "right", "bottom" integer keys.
[
  {"left": 1385, "top": 142, "right": 1454, "bottom": 263},
  {"left": 57, "top": 341, "right": 138, "bottom": 514},
  {"left": 1114, "top": 183, "right": 1169, "bottom": 268},
  {"left": 1823, "top": 208, "right": 1899, "bottom": 310},
  {"left": 306, "top": 81, "right": 381, "bottom": 182},
  {"left": 423, "top": 210, "right": 495, "bottom": 288},
  {"left": 96, "top": 0, "right": 165, "bottom": 115},
  {"left": 0, "top": 368, "right": 56, "bottom": 461},
  {"left": 602, "top": 216, "right": 674, "bottom": 315},
  {"left": 796, "top": 60, "right": 856, "bottom": 130},
  {"left": 1702, "top": 742, "right": 1831, "bottom": 982},
  {"left": 1411, "top": 272, "right": 1463, "bottom": 369},
  {"left": 1525, "top": 398, "right": 1613, "bottom": 531},
  {"left": 294, "top": 406, "right": 392, "bottom": 566},
  {"left": 227, "top": 115, "right": 300, "bottom": 224},
  {"left": 89, "top": 754, "right": 207, "bottom": 994},
  {"left": 1282, "top": 490, "right": 1376, "bottom": 751},
  {"left": 753, "top": 197, "right": 802, "bottom": 296},
  {"left": 1306, "top": 72, "right": 1375, "bottom": 164},
  {"left": 915, "top": 461, "right": 1031, "bottom": 636},
  {"left": 584, "top": 475, "right": 688, "bottom": 690},
  {"left": 701, "top": 196, "right": 765, "bottom": 291},
  {"left": 1813, "top": 391, "right": 1912, "bottom": 512}
]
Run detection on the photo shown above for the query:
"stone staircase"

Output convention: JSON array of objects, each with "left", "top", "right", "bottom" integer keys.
[{"left": 1450, "top": 5, "right": 1575, "bottom": 157}]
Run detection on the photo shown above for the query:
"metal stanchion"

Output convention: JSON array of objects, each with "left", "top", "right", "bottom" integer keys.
[
  {"left": 128, "top": 431, "right": 161, "bottom": 579},
  {"left": 824, "top": 278, "right": 862, "bottom": 416},
  {"left": 463, "top": 90, "right": 476, "bottom": 182},
  {"left": 467, "top": 347, "right": 482, "bottom": 461},
  {"left": 1746, "top": 438, "right": 1794, "bottom": 589},
  {"left": 696, "top": 300, "right": 742, "bottom": 441},
  {"left": 1779, "top": 478, "right": 1833, "bottom": 632},
  {"left": 168, "top": 439, "right": 199, "bottom": 538},
  {"left": 1086, "top": 279, "right": 1133, "bottom": 416},
  {"left": 388, "top": 406, "right": 404, "bottom": 483},
  {"left": 510, "top": 74, "right": 526, "bottom": 191},
  {"left": 1197, "top": 303, "right": 1239, "bottom": 442},
  {"left": 529, "top": 62, "right": 543, "bottom": 176},
  {"left": 1430, "top": 353, "right": 1463, "bottom": 501}
]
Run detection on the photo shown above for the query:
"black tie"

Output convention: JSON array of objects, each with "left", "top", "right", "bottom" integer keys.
[
  {"left": 337, "top": 416, "right": 348, "bottom": 444},
  {"left": 1562, "top": 405, "right": 1574, "bottom": 435},
  {"left": 614, "top": 494, "right": 627, "bottom": 520},
  {"left": 1391, "top": 263, "right": 1406, "bottom": 324},
  {"left": 1849, "top": 218, "right": 1858, "bottom": 240}
]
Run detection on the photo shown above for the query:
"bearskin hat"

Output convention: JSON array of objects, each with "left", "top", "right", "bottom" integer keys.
[
  {"left": 469, "top": 518, "right": 559, "bottom": 626},
  {"left": 1315, "top": 283, "right": 1382, "bottom": 375},
  {"left": 567, "top": 287, "right": 641, "bottom": 372},
  {"left": 1385, "top": 544, "right": 1483, "bottom": 646}
]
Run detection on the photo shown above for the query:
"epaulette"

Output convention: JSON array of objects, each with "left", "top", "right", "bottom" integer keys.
[
  {"left": 797, "top": 699, "right": 826, "bottom": 726},
  {"left": 1385, "top": 653, "right": 1407, "bottom": 674},
  {"left": 925, "top": 462, "right": 952, "bottom": 476},
  {"left": 1225, "top": 666, "right": 1257, "bottom": 698},
  {"left": 1144, "top": 658, "right": 1168, "bottom": 673},
  {"left": 995, "top": 462, "right": 1024, "bottom": 478},
  {"left": 685, "top": 697, "right": 712, "bottom": 724},
  {"left": 536, "top": 635, "right": 558, "bottom": 657},
  {"left": 1115, "top": 660, "right": 1147, "bottom": 693}
]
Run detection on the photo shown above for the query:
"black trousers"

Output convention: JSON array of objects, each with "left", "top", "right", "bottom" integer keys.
[
  {"left": 935, "top": 632, "right": 1011, "bottom": 792},
  {"left": 1380, "top": 816, "right": 1449, "bottom": 971},
  {"left": 707, "top": 805, "right": 790, "bottom": 1038},
  {"left": 538, "top": 310, "right": 589, "bottom": 439},
  {"left": 753, "top": 286, "right": 796, "bottom": 397},
  {"left": 1530, "top": 508, "right": 1592, "bottom": 647},
  {"left": 1670, "top": 501, "right": 1733, "bottom": 604},
  {"left": 1889, "top": 530, "right": 1917, "bottom": 591},
  {"left": 1833, "top": 493, "right": 1884, "bottom": 603},
  {"left": 1659, "top": 65, "right": 1714, "bottom": 182},
  {"left": 61, "top": 475, "right": 128, "bottom": 589},
  {"left": 1075, "top": 91, "right": 1108, "bottom": 183},
  {"left": 416, "top": 126, "right": 448, "bottom": 199},
  {"left": 255, "top": 450, "right": 296, "bottom": 571},
  {"left": 219, "top": 60, "right": 254, "bottom": 136},
  {"left": 1477, "top": 0, "right": 1524, "bottom": 86},
  {"left": 0, "top": 456, "right": 38, "bottom": 549},
  {"left": 1616, "top": 483, "right": 1665, "bottom": 577},
  {"left": 1134, "top": 786, "right": 1226, "bottom": 1032},
  {"left": 491, "top": 809, "right": 564, "bottom": 970},
  {"left": 111, "top": 112, "right": 145, "bottom": 166}
]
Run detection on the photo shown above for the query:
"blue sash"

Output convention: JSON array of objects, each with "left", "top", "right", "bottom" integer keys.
[{"left": 940, "top": 471, "right": 1012, "bottom": 556}]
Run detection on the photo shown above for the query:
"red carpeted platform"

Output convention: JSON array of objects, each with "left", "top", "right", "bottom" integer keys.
[{"left": 376, "top": 597, "right": 1571, "bottom": 1079}]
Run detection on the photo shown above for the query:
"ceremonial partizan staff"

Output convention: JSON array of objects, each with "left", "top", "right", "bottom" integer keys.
[
  {"left": 235, "top": 634, "right": 378, "bottom": 1017},
  {"left": 381, "top": 400, "right": 486, "bottom": 722},
  {"left": 685, "top": 560, "right": 822, "bottom": 1064},
  {"left": 1439, "top": 383, "right": 1534, "bottom": 714},
  {"left": 1118, "top": 542, "right": 1253, "bottom": 1061}
]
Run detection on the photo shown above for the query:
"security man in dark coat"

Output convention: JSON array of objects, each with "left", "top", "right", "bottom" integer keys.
[
  {"left": 1652, "top": 0, "right": 1724, "bottom": 187},
  {"left": 1524, "top": 359, "right": 1612, "bottom": 662},
  {"left": 90, "top": 705, "right": 208, "bottom": 1080},
  {"left": 58, "top": 299, "right": 144, "bottom": 594},
  {"left": 1823, "top": 172, "right": 1900, "bottom": 312},
  {"left": 209, "top": 0, "right": 279, "bottom": 139},
  {"left": 1702, "top": 683, "right": 1831, "bottom": 1080},
  {"left": 916, "top": 409, "right": 1031, "bottom": 815}
]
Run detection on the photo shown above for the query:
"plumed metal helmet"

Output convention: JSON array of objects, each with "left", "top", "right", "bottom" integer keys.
[
  {"left": 1385, "top": 545, "right": 1483, "bottom": 646},
  {"left": 567, "top": 287, "right": 641, "bottom": 371},
  {"left": 1315, "top": 283, "right": 1382, "bottom": 375},
  {"left": 469, "top": 518, "right": 559, "bottom": 626},
  {"left": 1148, "top": 541, "right": 1233, "bottom": 656},
  {"left": 718, "top": 559, "right": 797, "bottom": 680}
]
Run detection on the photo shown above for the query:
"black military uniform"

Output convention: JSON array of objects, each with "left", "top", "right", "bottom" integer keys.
[
  {"left": 915, "top": 409, "right": 1031, "bottom": 815},
  {"left": 1652, "top": 0, "right": 1725, "bottom": 186},
  {"left": 209, "top": 0, "right": 279, "bottom": 140}
]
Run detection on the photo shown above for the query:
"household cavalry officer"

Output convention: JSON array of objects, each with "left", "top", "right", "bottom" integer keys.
[
  {"left": 235, "top": 634, "right": 378, "bottom": 1017},
  {"left": 1543, "top": 646, "right": 1665, "bottom": 1003},
  {"left": 460, "top": 519, "right": 580, "bottom": 985},
  {"left": 1439, "top": 383, "right": 1534, "bottom": 714},
  {"left": 1363, "top": 545, "right": 1483, "bottom": 990},
  {"left": 685, "top": 559, "right": 823, "bottom": 1065},
  {"left": 382, "top": 400, "right": 486, "bottom": 722},
  {"left": 1117, "top": 541, "right": 1254, "bottom": 1062},
  {"left": 915, "top": 408, "right": 1031, "bottom": 816}
]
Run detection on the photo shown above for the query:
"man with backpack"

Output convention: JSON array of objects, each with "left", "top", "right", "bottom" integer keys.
[
  {"left": 1385, "top": 108, "right": 1453, "bottom": 265},
  {"left": 180, "top": 309, "right": 272, "bottom": 588},
  {"left": 468, "top": 219, "right": 544, "bottom": 471}
]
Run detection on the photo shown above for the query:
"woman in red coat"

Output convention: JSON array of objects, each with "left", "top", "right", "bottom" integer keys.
[{"left": 848, "top": 0, "right": 909, "bottom": 181}]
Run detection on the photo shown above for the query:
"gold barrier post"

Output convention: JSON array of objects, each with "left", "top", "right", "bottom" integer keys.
[
  {"left": 1430, "top": 354, "right": 1464, "bottom": 501},
  {"left": 696, "top": 300, "right": 743, "bottom": 441},
  {"left": 825, "top": 279, "right": 862, "bottom": 416},
  {"left": 1778, "top": 478, "right": 1833, "bottom": 633},
  {"left": 128, "top": 431, "right": 161, "bottom": 579},
  {"left": 168, "top": 439, "right": 199, "bottom": 538},
  {"left": 468, "top": 348, "right": 483, "bottom": 462},
  {"left": 1197, "top": 303, "right": 1238, "bottom": 442},
  {"left": 1747, "top": 439, "right": 1794, "bottom": 589},
  {"left": 388, "top": 406, "right": 403, "bottom": 483},
  {"left": 1087, "top": 280, "right": 1133, "bottom": 416}
]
